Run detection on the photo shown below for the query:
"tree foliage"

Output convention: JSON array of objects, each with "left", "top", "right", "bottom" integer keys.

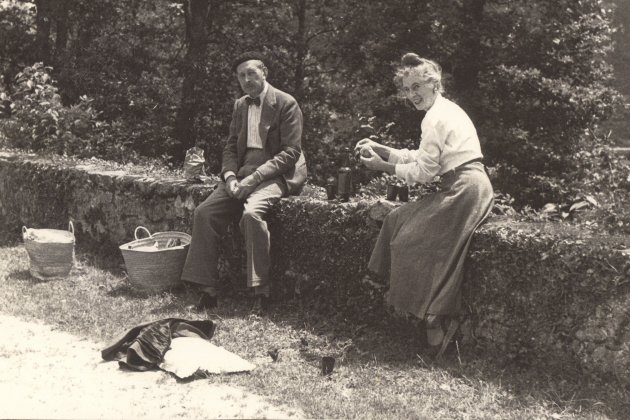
[{"left": 0, "top": 0, "right": 621, "bottom": 207}]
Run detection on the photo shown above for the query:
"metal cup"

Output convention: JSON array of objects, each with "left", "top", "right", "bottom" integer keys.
[
  {"left": 397, "top": 185, "right": 409, "bottom": 202},
  {"left": 386, "top": 183, "right": 398, "bottom": 201}
]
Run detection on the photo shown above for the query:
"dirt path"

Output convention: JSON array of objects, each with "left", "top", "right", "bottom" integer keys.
[{"left": 0, "top": 314, "right": 302, "bottom": 419}]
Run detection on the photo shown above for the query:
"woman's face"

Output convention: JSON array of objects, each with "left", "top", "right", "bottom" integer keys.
[{"left": 401, "top": 71, "right": 437, "bottom": 111}]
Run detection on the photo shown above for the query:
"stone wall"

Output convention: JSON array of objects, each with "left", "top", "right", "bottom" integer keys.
[
  {"left": 0, "top": 151, "right": 211, "bottom": 257},
  {"left": 1, "top": 150, "right": 629, "bottom": 386}
]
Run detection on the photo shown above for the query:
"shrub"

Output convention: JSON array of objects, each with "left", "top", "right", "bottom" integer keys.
[
  {"left": 3, "top": 64, "right": 81, "bottom": 151},
  {"left": 0, "top": 63, "right": 134, "bottom": 161}
]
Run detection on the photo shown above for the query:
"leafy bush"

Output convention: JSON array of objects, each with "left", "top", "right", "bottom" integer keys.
[
  {"left": 0, "top": 63, "right": 133, "bottom": 161},
  {"left": 479, "top": 64, "right": 618, "bottom": 184}
]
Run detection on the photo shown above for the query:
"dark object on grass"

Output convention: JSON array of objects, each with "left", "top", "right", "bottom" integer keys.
[
  {"left": 321, "top": 356, "right": 335, "bottom": 375},
  {"left": 268, "top": 348, "right": 280, "bottom": 362},
  {"left": 190, "top": 292, "right": 217, "bottom": 311}
]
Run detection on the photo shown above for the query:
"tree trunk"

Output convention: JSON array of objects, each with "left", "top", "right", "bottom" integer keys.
[
  {"left": 53, "top": 0, "right": 70, "bottom": 58},
  {"left": 52, "top": 0, "right": 71, "bottom": 104},
  {"left": 293, "top": 0, "right": 307, "bottom": 99},
  {"left": 34, "top": 0, "right": 53, "bottom": 65},
  {"left": 173, "top": 0, "right": 211, "bottom": 163},
  {"left": 454, "top": 0, "right": 486, "bottom": 91}
]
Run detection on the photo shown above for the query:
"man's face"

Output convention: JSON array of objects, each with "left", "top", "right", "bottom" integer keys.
[{"left": 236, "top": 60, "right": 266, "bottom": 97}]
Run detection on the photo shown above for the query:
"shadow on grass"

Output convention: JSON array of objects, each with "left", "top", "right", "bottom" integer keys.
[
  {"left": 106, "top": 282, "right": 152, "bottom": 300},
  {"left": 265, "top": 299, "right": 630, "bottom": 419},
  {"left": 0, "top": 232, "right": 23, "bottom": 247},
  {"left": 7, "top": 269, "right": 51, "bottom": 285},
  {"left": 75, "top": 250, "right": 125, "bottom": 276}
]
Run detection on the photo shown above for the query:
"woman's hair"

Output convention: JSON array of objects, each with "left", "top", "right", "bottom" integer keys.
[{"left": 394, "top": 52, "right": 443, "bottom": 94}]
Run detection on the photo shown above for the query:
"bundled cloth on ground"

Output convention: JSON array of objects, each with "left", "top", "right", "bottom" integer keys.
[{"left": 101, "top": 318, "right": 255, "bottom": 379}]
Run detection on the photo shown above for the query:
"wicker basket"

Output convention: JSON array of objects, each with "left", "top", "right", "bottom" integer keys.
[
  {"left": 22, "top": 221, "right": 75, "bottom": 280},
  {"left": 120, "top": 226, "right": 191, "bottom": 293}
]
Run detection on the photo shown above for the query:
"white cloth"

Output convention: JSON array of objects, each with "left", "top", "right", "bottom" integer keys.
[
  {"left": 388, "top": 93, "right": 483, "bottom": 184},
  {"left": 246, "top": 82, "right": 268, "bottom": 149},
  {"left": 159, "top": 337, "right": 256, "bottom": 379}
]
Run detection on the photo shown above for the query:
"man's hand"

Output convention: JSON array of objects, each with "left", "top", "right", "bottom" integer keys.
[
  {"left": 225, "top": 176, "right": 239, "bottom": 198},
  {"left": 234, "top": 173, "right": 259, "bottom": 200}
]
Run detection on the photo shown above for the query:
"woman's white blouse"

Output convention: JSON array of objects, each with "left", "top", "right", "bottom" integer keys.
[{"left": 388, "top": 94, "right": 483, "bottom": 185}]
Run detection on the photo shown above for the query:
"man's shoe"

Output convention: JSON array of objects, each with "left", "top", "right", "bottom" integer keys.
[
  {"left": 190, "top": 293, "right": 217, "bottom": 311},
  {"left": 251, "top": 295, "right": 270, "bottom": 314}
]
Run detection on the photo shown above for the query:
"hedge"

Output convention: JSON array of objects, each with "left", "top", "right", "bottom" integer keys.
[{"left": 0, "top": 149, "right": 629, "bottom": 386}]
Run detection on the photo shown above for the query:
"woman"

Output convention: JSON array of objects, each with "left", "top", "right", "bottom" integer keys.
[{"left": 355, "top": 53, "right": 493, "bottom": 357}]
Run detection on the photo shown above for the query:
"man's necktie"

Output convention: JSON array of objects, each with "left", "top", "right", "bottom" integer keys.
[{"left": 246, "top": 96, "right": 261, "bottom": 106}]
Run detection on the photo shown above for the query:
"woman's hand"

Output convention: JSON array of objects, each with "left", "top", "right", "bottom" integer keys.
[
  {"left": 359, "top": 146, "right": 380, "bottom": 169},
  {"left": 355, "top": 137, "right": 380, "bottom": 150},
  {"left": 359, "top": 146, "right": 396, "bottom": 175},
  {"left": 355, "top": 138, "right": 382, "bottom": 157}
]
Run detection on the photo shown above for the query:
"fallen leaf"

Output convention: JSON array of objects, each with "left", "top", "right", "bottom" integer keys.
[
  {"left": 584, "top": 195, "right": 599, "bottom": 207},
  {"left": 569, "top": 201, "right": 589, "bottom": 212}
]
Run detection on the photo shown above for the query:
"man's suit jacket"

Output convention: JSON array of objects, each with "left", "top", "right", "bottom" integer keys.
[{"left": 221, "top": 83, "right": 307, "bottom": 196}]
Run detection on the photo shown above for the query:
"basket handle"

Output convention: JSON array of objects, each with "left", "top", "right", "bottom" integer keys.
[
  {"left": 68, "top": 221, "right": 74, "bottom": 236},
  {"left": 134, "top": 226, "right": 152, "bottom": 240}
]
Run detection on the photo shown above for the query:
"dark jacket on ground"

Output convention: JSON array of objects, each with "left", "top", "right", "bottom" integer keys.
[{"left": 101, "top": 318, "right": 216, "bottom": 371}]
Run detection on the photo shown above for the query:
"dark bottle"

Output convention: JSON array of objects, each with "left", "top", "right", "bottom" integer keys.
[{"left": 337, "top": 147, "right": 353, "bottom": 202}]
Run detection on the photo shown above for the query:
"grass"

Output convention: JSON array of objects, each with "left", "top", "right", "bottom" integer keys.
[{"left": 1, "top": 240, "right": 629, "bottom": 419}]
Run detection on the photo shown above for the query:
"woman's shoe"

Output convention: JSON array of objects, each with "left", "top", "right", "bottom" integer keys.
[
  {"left": 435, "top": 318, "right": 459, "bottom": 359},
  {"left": 422, "top": 316, "right": 460, "bottom": 360}
]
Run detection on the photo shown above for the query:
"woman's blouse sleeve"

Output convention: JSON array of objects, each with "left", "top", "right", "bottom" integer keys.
[{"left": 391, "top": 118, "right": 444, "bottom": 184}]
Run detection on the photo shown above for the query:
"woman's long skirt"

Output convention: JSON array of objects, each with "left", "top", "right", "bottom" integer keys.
[{"left": 368, "top": 161, "right": 494, "bottom": 319}]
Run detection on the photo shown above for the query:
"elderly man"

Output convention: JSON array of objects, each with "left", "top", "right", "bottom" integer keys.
[{"left": 182, "top": 51, "right": 307, "bottom": 313}]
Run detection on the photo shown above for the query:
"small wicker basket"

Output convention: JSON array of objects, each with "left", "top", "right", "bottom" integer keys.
[
  {"left": 22, "top": 221, "right": 75, "bottom": 280},
  {"left": 120, "top": 226, "right": 191, "bottom": 293}
]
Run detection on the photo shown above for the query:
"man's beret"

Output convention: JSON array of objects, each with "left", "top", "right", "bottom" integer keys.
[{"left": 231, "top": 51, "right": 267, "bottom": 73}]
